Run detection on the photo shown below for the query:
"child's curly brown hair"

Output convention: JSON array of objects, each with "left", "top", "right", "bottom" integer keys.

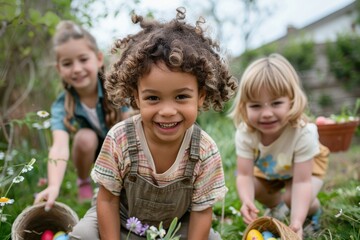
[{"left": 105, "top": 7, "right": 237, "bottom": 112}]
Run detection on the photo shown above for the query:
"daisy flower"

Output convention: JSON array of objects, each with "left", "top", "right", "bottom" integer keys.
[
  {"left": 126, "top": 217, "right": 142, "bottom": 234},
  {"left": 37, "top": 110, "right": 49, "bottom": 118},
  {"left": 0, "top": 197, "right": 14, "bottom": 206}
]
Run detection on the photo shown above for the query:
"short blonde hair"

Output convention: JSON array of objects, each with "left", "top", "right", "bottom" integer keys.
[{"left": 229, "top": 53, "right": 308, "bottom": 129}]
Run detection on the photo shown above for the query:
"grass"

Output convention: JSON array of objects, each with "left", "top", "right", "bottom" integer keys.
[{"left": 0, "top": 110, "right": 359, "bottom": 239}]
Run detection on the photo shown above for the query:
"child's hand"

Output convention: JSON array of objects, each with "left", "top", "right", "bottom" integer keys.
[
  {"left": 289, "top": 222, "right": 303, "bottom": 239},
  {"left": 240, "top": 202, "right": 259, "bottom": 224},
  {"left": 33, "top": 186, "right": 59, "bottom": 211}
]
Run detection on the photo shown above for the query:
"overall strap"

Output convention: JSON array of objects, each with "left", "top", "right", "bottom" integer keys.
[
  {"left": 125, "top": 118, "right": 139, "bottom": 176},
  {"left": 184, "top": 124, "right": 201, "bottom": 178}
]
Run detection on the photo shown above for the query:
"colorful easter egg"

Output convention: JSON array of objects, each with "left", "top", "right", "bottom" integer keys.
[
  {"left": 315, "top": 116, "right": 327, "bottom": 125},
  {"left": 262, "top": 230, "right": 274, "bottom": 239},
  {"left": 53, "top": 231, "right": 67, "bottom": 240},
  {"left": 40, "top": 230, "right": 54, "bottom": 240},
  {"left": 54, "top": 235, "right": 69, "bottom": 240},
  {"left": 246, "top": 229, "right": 264, "bottom": 240}
]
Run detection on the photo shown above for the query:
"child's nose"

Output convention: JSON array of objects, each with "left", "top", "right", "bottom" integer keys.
[
  {"left": 72, "top": 61, "right": 82, "bottom": 72},
  {"left": 159, "top": 103, "right": 177, "bottom": 116},
  {"left": 261, "top": 107, "right": 273, "bottom": 117}
]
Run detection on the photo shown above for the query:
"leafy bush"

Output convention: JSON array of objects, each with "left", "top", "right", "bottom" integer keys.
[
  {"left": 230, "top": 39, "right": 315, "bottom": 78},
  {"left": 326, "top": 33, "right": 360, "bottom": 90}
]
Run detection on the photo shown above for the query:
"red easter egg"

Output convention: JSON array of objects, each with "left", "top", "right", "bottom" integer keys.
[{"left": 41, "top": 230, "right": 54, "bottom": 240}]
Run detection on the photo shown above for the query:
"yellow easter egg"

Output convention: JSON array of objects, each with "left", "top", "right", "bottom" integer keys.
[
  {"left": 246, "top": 229, "right": 264, "bottom": 240},
  {"left": 267, "top": 238, "right": 277, "bottom": 240},
  {"left": 53, "top": 231, "right": 66, "bottom": 239}
]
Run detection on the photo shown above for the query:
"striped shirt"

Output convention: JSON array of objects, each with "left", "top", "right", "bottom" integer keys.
[{"left": 92, "top": 114, "right": 227, "bottom": 211}]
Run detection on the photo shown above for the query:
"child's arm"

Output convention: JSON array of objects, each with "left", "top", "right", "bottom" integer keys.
[
  {"left": 97, "top": 185, "right": 120, "bottom": 239},
  {"left": 236, "top": 156, "right": 259, "bottom": 224},
  {"left": 188, "top": 207, "right": 212, "bottom": 240},
  {"left": 34, "top": 130, "right": 70, "bottom": 210},
  {"left": 290, "top": 159, "right": 313, "bottom": 236}
]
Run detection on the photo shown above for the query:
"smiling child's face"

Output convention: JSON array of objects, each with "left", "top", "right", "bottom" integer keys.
[{"left": 134, "top": 62, "right": 205, "bottom": 145}]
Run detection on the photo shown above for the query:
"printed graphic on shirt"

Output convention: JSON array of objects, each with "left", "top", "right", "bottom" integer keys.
[{"left": 255, "top": 149, "right": 292, "bottom": 180}]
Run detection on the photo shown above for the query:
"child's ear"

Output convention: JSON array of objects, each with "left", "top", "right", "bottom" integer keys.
[
  {"left": 133, "top": 90, "right": 140, "bottom": 108},
  {"left": 97, "top": 52, "right": 104, "bottom": 68},
  {"left": 198, "top": 89, "right": 206, "bottom": 107}
]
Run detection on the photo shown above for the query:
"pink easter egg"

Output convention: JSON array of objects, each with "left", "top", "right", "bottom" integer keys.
[
  {"left": 315, "top": 116, "right": 327, "bottom": 125},
  {"left": 40, "top": 230, "right": 54, "bottom": 240}
]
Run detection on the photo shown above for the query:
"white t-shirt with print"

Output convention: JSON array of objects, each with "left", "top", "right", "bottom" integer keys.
[{"left": 235, "top": 122, "right": 320, "bottom": 180}]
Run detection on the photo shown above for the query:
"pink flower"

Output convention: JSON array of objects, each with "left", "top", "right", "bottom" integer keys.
[{"left": 37, "top": 178, "right": 47, "bottom": 187}]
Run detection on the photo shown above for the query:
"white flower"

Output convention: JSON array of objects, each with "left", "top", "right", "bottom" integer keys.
[
  {"left": 0, "top": 151, "right": 4, "bottom": 160},
  {"left": 147, "top": 226, "right": 159, "bottom": 239},
  {"left": 158, "top": 229, "right": 166, "bottom": 238},
  {"left": 13, "top": 176, "right": 24, "bottom": 183},
  {"left": 21, "top": 165, "right": 34, "bottom": 173},
  {"left": 356, "top": 186, "right": 360, "bottom": 191},
  {"left": 32, "top": 123, "right": 43, "bottom": 129},
  {"left": 37, "top": 110, "right": 49, "bottom": 118},
  {"left": 149, "top": 226, "right": 158, "bottom": 232},
  {"left": 43, "top": 119, "right": 51, "bottom": 129},
  {"left": 335, "top": 208, "right": 343, "bottom": 218},
  {"left": 0, "top": 197, "right": 14, "bottom": 206},
  {"left": 229, "top": 206, "right": 241, "bottom": 217},
  {"left": 1, "top": 215, "right": 7, "bottom": 222},
  {"left": 7, "top": 167, "right": 14, "bottom": 176}
]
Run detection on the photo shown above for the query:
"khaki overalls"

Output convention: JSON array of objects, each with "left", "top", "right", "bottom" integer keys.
[{"left": 70, "top": 120, "right": 221, "bottom": 239}]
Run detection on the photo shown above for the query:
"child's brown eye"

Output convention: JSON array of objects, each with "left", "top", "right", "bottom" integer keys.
[
  {"left": 145, "top": 96, "right": 159, "bottom": 101},
  {"left": 249, "top": 104, "right": 260, "bottom": 108},
  {"left": 176, "top": 95, "right": 189, "bottom": 100}
]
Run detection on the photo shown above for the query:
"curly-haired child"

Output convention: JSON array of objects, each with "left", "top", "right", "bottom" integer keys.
[{"left": 70, "top": 7, "right": 237, "bottom": 240}]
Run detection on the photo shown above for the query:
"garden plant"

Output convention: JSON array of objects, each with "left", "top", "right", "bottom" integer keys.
[
  {"left": 0, "top": 106, "right": 360, "bottom": 239},
  {"left": 1, "top": 1, "right": 359, "bottom": 239}
]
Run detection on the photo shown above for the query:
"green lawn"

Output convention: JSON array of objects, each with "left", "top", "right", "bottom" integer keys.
[{"left": 1, "top": 110, "right": 359, "bottom": 239}]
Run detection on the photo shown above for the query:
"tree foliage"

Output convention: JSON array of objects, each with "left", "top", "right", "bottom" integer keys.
[
  {"left": 1, "top": 0, "right": 73, "bottom": 122},
  {"left": 326, "top": 33, "right": 360, "bottom": 90}
]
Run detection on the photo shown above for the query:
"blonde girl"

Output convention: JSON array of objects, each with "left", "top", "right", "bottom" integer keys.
[{"left": 230, "top": 53, "right": 329, "bottom": 238}]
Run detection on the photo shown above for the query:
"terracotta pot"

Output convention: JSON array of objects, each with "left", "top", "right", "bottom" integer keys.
[{"left": 317, "top": 120, "right": 359, "bottom": 152}]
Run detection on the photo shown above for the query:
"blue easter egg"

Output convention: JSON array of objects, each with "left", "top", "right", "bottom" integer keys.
[
  {"left": 53, "top": 233, "right": 69, "bottom": 240},
  {"left": 262, "top": 230, "right": 274, "bottom": 239}
]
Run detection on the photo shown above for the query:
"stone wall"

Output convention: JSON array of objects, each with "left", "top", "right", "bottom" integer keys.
[{"left": 300, "top": 43, "right": 360, "bottom": 117}]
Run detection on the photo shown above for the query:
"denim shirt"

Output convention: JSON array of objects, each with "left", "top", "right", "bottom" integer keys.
[{"left": 50, "top": 79, "right": 120, "bottom": 139}]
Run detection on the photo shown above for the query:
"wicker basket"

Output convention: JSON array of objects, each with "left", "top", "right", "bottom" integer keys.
[
  {"left": 242, "top": 216, "right": 300, "bottom": 240},
  {"left": 11, "top": 201, "right": 79, "bottom": 240}
]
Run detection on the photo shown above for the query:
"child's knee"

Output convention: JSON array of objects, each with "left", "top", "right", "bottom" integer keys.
[
  {"left": 282, "top": 191, "right": 291, "bottom": 207},
  {"left": 69, "top": 206, "right": 99, "bottom": 239},
  {"left": 70, "top": 220, "right": 99, "bottom": 240},
  {"left": 73, "top": 129, "right": 98, "bottom": 150}
]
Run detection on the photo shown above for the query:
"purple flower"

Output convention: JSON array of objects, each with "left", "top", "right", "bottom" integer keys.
[
  {"left": 139, "top": 224, "right": 149, "bottom": 236},
  {"left": 126, "top": 217, "right": 142, "bottom": 234}
]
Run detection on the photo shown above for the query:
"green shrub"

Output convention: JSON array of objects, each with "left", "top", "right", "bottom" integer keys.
[{"left": 326, "top": 34, "right": 360, "bottom": 90}]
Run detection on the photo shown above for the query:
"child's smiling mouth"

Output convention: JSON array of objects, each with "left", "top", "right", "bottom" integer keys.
[{"left": 157, "top": 122, "right": 179, "bottom": 129}]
